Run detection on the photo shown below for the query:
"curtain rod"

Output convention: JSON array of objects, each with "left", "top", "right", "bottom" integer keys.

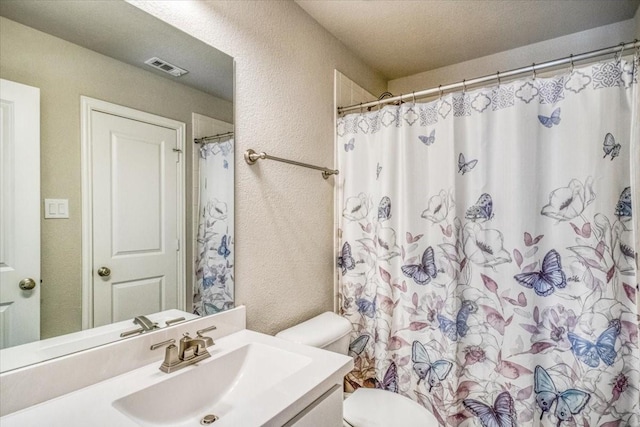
[
  {"left": 338, "top": 39, "right": 640, "bottom": 114},
  {"left": 194, "top": 131, "right": 234, "bottom": 144},
  {"left": 244, "top": 149, "right": 339, "bottom": 179}
]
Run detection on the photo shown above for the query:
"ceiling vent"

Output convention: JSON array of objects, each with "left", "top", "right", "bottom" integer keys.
[{"left": 144, "top": 57, "right": 188, "bottom": 77}]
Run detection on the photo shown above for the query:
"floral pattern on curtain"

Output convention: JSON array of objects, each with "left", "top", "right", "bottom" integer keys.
[
  {"left": 193, "top": 138, "right": 234, "bottom": 315},
  {"left": 337, "top": 56, "right": 639, "bottom": 426}
]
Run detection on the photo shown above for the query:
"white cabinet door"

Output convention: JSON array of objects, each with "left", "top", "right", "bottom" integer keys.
[
  {"left": 0, "top": 79, "right": 40, "bottom": 349},
  {"left": 90, "top": 110, "right": 181, "bottom": 327},
  {"left": 283, "top": 385, "right": 343, "bottom": 427}
]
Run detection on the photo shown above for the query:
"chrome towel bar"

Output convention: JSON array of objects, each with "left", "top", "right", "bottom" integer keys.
[{"left": 244, "top": 149, "right": 339, "bottom": 179}]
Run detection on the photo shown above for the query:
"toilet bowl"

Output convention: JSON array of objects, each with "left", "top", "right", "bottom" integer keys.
[{"left": 276, "top": 312, "right": 439, "bottom": 426}]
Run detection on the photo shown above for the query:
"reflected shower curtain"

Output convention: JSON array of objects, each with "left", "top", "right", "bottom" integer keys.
[
  {"left": 193, "top": 138, "right": 234, "bottom": 315},
  {"left": 337, "top": 55, "right": 639, "bottom": 426}
]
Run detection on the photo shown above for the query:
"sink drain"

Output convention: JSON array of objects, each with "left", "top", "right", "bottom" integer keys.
[{"left": 201, "top": 414, "right": 219, "bottom": 425}]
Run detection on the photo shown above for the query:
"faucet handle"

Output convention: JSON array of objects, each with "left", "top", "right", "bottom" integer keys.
[
  {"left": 196, "top": 325, "right": 216, "bottom": 348},
  {"left": 165, "top": 316, "right": 186, "bottom": 327},
  {"left": 196, "top": 325, "right": 217, "bottom": 336},
  {"left": 150, "top": 338, "right": 176, "bottom": 351}
]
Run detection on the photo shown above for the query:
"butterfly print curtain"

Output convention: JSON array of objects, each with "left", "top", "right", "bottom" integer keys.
[
  {"left": 193, "top": 138, "right": 235, "bottom": 315},
  {"left": 336, "top": 55, "right": 639, "bottom": 426}
]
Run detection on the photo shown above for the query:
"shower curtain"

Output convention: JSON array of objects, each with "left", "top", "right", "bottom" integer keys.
[
  {"left": 193, "top": 137, "right": 234, "bottom": 315},
  {"left": 337, "top": 55, "right": 639, "bottom": 426}
]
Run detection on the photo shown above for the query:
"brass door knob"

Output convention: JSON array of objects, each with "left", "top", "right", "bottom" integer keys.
[
  {"left": 97, "top": 267, "right": 111, "bottom": 277},
  {"left": 19, "top": 278, "right": 37, "bottom": 290}
]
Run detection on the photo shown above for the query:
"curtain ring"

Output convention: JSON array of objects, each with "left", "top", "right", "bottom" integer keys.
[
  {"left": 569, "top": 54, "right": 575, "bottom": 73},
  {"left": 462, "top": 79, "right": 467, "bottom": 93},
  {"left": 359, "top": 102, "right": 363, "bottom": 115},
  {"left": 532, "top": 63, "right": 536, "bottom": 80},
  {"left": 615, "top": 42, "right": 625, "bottom": 63},
  {"left": 412, "top": 91, "right": 416, "bottom": 104},
  {"left": 496, "top": 71, "right": 501, "bottom": 86},
  {"left": 438, "top": 84, "right": 443, "bottom": 99}
]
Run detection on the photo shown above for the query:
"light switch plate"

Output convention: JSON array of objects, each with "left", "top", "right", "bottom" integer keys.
[{"left": 44, "top": 199, "right": 69, "bottom": 219}]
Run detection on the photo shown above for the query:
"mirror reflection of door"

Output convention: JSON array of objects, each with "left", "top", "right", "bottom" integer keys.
[
  {"left": 83, "top": 98, "right": 185, "bottom": 328},
  {"left": 0, "top": 79, "right": 40, "bottom": 348}
]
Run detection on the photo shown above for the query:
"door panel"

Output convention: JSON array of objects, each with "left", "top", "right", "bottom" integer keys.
[
  {"left": 0, "top": 79, "right": 40, "bottom": 349},
  {"left": 111, "top": 276, "right": 163, "bottom": 321},
  {"left": 112, "top": 132, "right": 163, "bottom": 254},
  {"left": 91, "top": 110, "right": 179, "bottom": 327}
]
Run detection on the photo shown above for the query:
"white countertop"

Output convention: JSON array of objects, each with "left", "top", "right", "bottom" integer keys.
[{"left": 0, "top": 329, "right": 353, "bottom": 427}]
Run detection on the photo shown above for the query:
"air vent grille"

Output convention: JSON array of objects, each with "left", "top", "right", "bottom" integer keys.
[{"left": 144, "top": 57, "right": 188, "bottom": 77}]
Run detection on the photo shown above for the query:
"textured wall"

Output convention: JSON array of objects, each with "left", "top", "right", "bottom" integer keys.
[
  {"left": 389, "top": 19, "right": 637, "bottom": 95},
  {"left": 0, "top": 17, "right": 232, "bottom": 338},
  {"left": 129, "top": 1, "right": 387, "bottom": 335},
  {"left": 636, "top": 5, "right": 640, "bottom": 37}
]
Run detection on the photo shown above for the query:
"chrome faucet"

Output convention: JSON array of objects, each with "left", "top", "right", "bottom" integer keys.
[{"left": 151, "top": 325, "right": 216, "bottom": 373}]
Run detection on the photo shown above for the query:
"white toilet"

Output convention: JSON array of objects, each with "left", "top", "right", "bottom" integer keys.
[{"left": 276, "top": 312, "right": 439, "bottom": 427}]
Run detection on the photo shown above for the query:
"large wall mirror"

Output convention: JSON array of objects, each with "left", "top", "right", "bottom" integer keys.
[{"left": 0, "top": 0, "right": 234, "bottom": 372}]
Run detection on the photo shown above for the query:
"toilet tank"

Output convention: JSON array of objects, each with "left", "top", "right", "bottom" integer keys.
[{"left": 276, "top": 312, "right": 352, "bottom": 355}]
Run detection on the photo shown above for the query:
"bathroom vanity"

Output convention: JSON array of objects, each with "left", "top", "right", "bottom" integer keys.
[{"left": 0, "top": 307, "right": 353, "bottom": 426}]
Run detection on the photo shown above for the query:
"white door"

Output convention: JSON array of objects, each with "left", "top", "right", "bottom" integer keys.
[
  {"left": 90, "top": 108, "right": 183, "bottom": 327},
  {"left": 0, "top": 79, "right": 40, "bottom": 349}
]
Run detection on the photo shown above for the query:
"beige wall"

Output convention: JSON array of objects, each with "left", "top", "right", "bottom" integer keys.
[
  {"left": 0, "top": 16, "right": 232, "bottom": 338},
  {"left": 131, "top": 0, "right": 387, "bottom": 335},
  {"left": 389, "top": 19, "right": 637, "bottom": 94},
  {"left": 635, "top": 4, "right": 640, "bottom": 37}
]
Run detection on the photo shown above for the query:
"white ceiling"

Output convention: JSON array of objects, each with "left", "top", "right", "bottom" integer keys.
[{"left": 296, "top": 0, "right": 640, "bottom": 80}]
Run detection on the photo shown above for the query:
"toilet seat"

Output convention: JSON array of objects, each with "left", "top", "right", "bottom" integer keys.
[{"left": 343, "top": 388, "right": 439, "bottom": 427}]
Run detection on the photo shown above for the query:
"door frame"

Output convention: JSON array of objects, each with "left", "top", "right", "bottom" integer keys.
[{"left": 80, "top": 96, "right": 186, "bottom": 329}]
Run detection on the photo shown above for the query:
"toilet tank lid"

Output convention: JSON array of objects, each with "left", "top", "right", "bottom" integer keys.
[{"left": 276, "top": 312, "right": 352, "bottom": 348}]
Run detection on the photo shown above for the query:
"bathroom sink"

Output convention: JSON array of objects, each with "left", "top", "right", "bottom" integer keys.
[
  {"left": 113, "top": 343, "right": 311, "bottom": 426},
  {"left": 0, "top": 329, "right": 353, "bottom": 427}
]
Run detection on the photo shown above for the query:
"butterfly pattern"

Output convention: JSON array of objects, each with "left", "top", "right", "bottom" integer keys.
[
  {"left": 419, "top": 129, "right": 436, "bottom": 146},
  {"left": 568, "top": 323, "right": 620, "bottom": 367},
  {"left": 534, "top": 366, "right": 590, "bottom": 423},
  {"left": 376, "top": 362, "right": 398, "bottom": 393},
  {"left": 463, "top": 391, "right": 516, "bottom": 427},
  {"left": 465, "top": 193, "right": 494, "bottom": 221},
  {"left": 337, "top": 242, "right": 356, "bottom": 276},
  {"left": 345, "top": 137, "right": 355, "bottom": 152},
  {"left": 602, "top": 133, "right": 621, "bottom": 160},
  {"left": 337, "top": 56, "right": 638, "bottom": 426},
  {"left": 348, "top": 334, "right": 370, "bottom": 357},
  {"left": 514, "top": 249, "right": 566, "bottom": 296},
  {"left": 378, "top": 196, "right": 391, "bottom": 220},
  {"left": 217, "top": 235, "right": 231, "bottom": 258},
  {"left": 411, "top": 341, "right": 453, "bottom": 392},
  {"left": 615, "top": 186, "right": 632, "bottom": 218},
  {"left": 538, "top": 107, "right": 561, "bottom": 128},
  {"left": 458, "top": 153, "right": 478, "bottom": 175},
  {"left": 356, "top": 296, "right": 376, "bottom": 318},
  {"left": 401, "top": 246, "right": 437, "bottom": 285},
  {"left": 437, "top": 300, "right": 477, "bottom": 341}
]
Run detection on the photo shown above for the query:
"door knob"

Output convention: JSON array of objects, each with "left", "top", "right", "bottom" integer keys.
[
  {"left": 19, "top": 278, "right": 37, "bottom": 290},
  {"left": 97, "top": 267, "right": 111, "bottom": 277}
]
